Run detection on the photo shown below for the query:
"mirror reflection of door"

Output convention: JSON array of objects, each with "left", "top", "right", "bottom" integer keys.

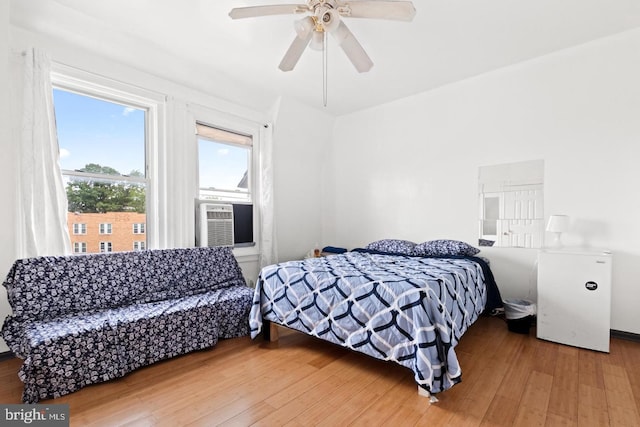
[
  {"left": 482, "top": 195, "right": 499, "bottom": 236},
  {"left": 478, "top": 160, "right": 544, "bottom": 248}
]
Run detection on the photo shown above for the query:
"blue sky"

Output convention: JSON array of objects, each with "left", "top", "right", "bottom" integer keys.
[
  {"left": 198, "top": 138, "right": 249, "bottom": 190},
  {"left": 53, "top": 88, "right": 146, "bottom": 176}
]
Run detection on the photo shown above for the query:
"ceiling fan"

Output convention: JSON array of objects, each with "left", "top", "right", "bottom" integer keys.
[{"left": 229, "top": 0, "right": 416, "bottom": 73}]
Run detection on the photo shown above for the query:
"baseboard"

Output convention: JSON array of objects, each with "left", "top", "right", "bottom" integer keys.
[
  {"left": 0, "top": 351, "right": 14, "bottom": 361},
  {"left": 611, "top": 329, "right": 640, "bottom": 343}
]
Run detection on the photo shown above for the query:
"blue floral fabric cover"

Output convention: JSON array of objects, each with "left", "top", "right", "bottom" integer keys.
[
  {"left": 250, "top": 250, "right": 501, "bottom": 395},
  {"left": 1, "top": 247, "right": 253, "bottom": 403}
]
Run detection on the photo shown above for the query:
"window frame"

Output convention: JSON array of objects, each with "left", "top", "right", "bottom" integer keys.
[
  {"left": 51, "top": 65, "right": 163, "bottom": 250},
  {"left": 99, "top": 223, "right": 112, "bottom": 235},
  {"left": 189, "top": 105, "right": 262, "bottom": 257},
  {"left": 73, "top": 242, "right": 87, "bottom": 253},
  {"left": 196, "top": 123, "right": 252, "bottom": 203},
  {"left": 72, "top": 223, "right": 87, "bottom": 235},
  {"left": 99, "top": 241, "right": 113, "bottom": 253}
]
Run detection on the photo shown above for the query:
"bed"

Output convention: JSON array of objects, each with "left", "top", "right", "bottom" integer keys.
[{"left": 249, "top": 243, "right": 502, "bottom": 399}]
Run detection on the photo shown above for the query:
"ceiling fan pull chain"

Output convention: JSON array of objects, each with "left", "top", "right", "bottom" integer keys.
[{"left": 323, "top": 31, "right": 328, "bottom": 107}]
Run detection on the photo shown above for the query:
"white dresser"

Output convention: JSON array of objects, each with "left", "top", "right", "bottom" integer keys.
[{"left": 537, "top": 248, "right": 612, "bottom": 352}]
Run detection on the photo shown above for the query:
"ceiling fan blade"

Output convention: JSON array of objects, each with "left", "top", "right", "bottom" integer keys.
[
  {"left": 278, "top": 31, "right": 313, "bottom": 71},
  {"left": 229, "top": 4, "right": 309, "bottom": 19},
  {"left": 330, "top": 21, "right": 373, "bottom": 73},
  {"left": 339, "top": 1, "right": 416, "bottom": 21}
]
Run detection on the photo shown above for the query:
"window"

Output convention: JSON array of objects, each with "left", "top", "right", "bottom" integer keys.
[
  {"left": 73, "top": 242, "right": 87, "bottom": 253},
  {"left": 197, "top": 124, "right": 252, "bottom": 202},
  {"left": 133, "top": 223, "right": 146, "bottom": 234},
  {"left": 99, "top": 223, "right": 112, "bottom": 235},
  {"left": 133, "top": 241, "right": 146, "bottom": 251},
  {"left": 196, "top": 123, "right": 255, "bottom": 247},
  {"left": 72, "top": 223, "right": 87, "bottom": 235},
  {"left": 52, "top": 84, "right": 149, "bottom": 254}
]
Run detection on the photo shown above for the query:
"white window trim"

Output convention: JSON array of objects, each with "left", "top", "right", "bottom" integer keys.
[
  {"left": 188, "top": 105, "right": 262, "bottom": 259},
  {"left": 99, "top": 241, "right": 112, "bottom": 253},
  {"left": 51, "top": 63, "right": 163, "bottom": 250},
  {"left": 99, "top": 223, "right": 112, "bottom": 235},
  {"left": 73, "top": 223, "right": 86, "bottom": 235}
]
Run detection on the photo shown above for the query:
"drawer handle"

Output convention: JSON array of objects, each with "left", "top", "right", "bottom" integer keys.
[{"left": 585, "top": 281, "right": 598, "bottom": 291}]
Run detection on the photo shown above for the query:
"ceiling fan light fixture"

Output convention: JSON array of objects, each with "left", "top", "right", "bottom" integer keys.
[{"left": 310, "top": 30, "right": 325, "bottom": 51}]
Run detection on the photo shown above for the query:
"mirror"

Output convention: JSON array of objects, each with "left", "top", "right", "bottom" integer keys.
[{"left": 478, "top": 160, "right": 544, "bottom": 248}]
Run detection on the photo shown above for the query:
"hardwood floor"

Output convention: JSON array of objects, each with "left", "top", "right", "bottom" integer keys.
[{"left": 1, "top": 316, "right": 639, "bottom": 426}]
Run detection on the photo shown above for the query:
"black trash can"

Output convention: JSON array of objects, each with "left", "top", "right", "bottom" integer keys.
[{"left": 504, "top": 299, "right": 536, "bottom": 334}]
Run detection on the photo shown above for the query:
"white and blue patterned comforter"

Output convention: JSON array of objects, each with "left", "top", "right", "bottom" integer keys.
[{"left": 250, "top": 250, "right": 502, "bottom": 395}]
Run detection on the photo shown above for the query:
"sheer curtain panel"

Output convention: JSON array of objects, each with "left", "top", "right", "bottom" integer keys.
[
  {"left": 12, "top": 48, "right": 71, "bottom": 258},
  {"left": 259, "top": 123, "right": 277, "bottom": 267}
]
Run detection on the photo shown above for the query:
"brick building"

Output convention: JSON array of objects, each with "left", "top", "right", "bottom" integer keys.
[{"left": 67, "top": 212, "right": 146, "bottom": 254}]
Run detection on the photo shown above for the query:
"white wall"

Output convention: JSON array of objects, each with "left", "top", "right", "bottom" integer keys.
[
  {"left": 272, "top": 96, "right": 334, "bottom": 261},
  {"left": 0, "top": 1, "right": 14, "bottom": 353},
  {"left": 326, "top": 29, "right": 640, "bottom": 334}
]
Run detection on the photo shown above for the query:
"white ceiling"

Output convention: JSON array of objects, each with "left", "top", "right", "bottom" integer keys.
[{"left": 10, "top": 0, "right": 640, "bottom": 116}]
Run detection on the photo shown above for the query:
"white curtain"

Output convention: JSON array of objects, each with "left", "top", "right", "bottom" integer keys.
[
  {"left": 164, "top": 97, "right": 193, "bottom": 249},
  {"left": 13, "top": 48, "right": 71, "bottom": 258},
  {"left": 259, "top": 123, "right": 277, "bottom": 267}
]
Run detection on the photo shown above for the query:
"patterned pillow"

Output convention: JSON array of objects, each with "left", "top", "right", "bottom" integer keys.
[
  {"left": 412, "top": 240, "right": 480, "bottom": 257},
  {"left": 365, "top": 239, "right": 416, "bottom": 255}
]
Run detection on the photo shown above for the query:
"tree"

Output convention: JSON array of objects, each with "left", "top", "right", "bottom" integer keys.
[
  {"left": 80, "top": 163, "right": 121, "bottom": 176},
  {"left": 66, "top": 164, "right": 146, "bottom": 213}
]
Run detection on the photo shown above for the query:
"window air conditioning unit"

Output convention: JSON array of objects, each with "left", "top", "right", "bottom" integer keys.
[{"left": 198, "top": 203, "right": 234, "bottom": 247}]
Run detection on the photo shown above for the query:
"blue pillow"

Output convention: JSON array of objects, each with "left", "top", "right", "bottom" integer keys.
[
  {"left": 412, "top": 240, "right": 480, "bottom": 257},
  {"left": 365, "top": 239, "right": 416, "bottom": 255}
]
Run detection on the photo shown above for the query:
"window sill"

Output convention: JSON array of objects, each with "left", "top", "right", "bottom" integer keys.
[{"left": 232, "top": 246, "right": 259, "bottom": 262}]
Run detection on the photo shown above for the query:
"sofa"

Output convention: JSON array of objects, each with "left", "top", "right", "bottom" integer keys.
[{"left": 1, "top": 246, "right": 254, "bottom": 403}]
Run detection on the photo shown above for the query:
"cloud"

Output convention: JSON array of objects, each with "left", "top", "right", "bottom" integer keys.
[
  {"left": 122, "top": 107, "right": 136, "bottom": 116},
  {"left": 217, "top": 148, "right": 229, "bottom": 155},
  {"left": 59, "top": 148, "right": 70, "bottom": 159}
]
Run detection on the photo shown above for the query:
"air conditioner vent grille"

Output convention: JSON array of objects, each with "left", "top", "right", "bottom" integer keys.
[
  {"left": 198, "top": 203, "right": 234, "bottom": 247},
  {"left": 207, "top": 211, "right": 233, "bottom": 220}
]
